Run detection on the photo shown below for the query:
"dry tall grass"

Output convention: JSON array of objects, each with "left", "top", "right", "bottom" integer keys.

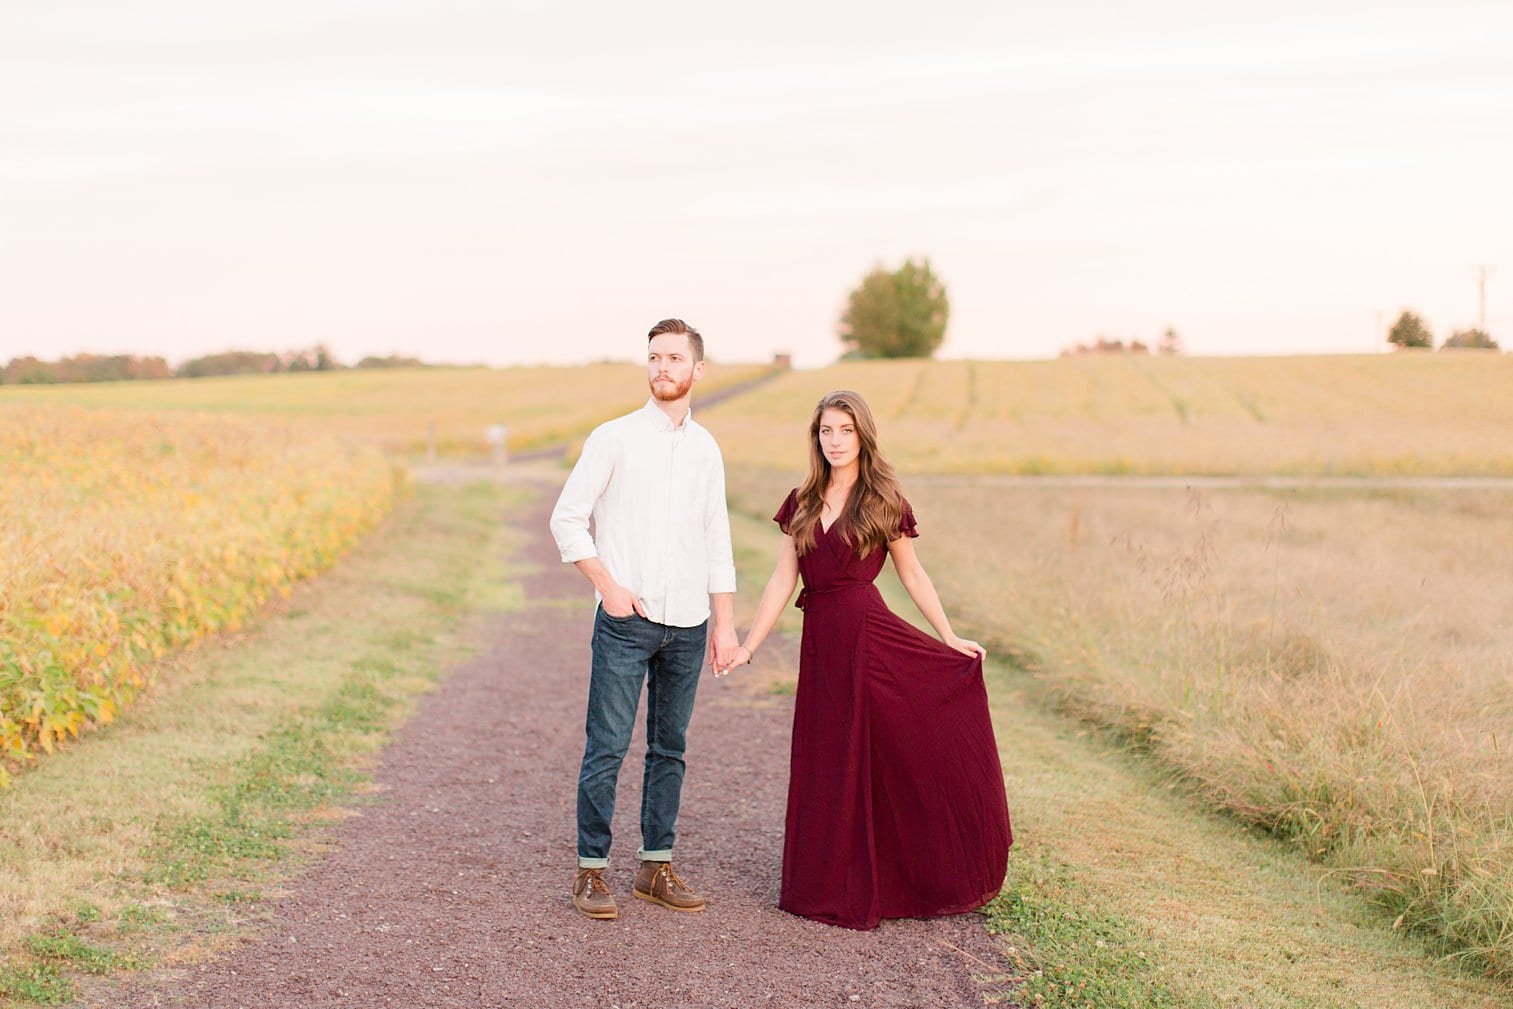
[
  {"left": 706, "top": 354, "right": 1513, "bottom": 475},
  {"left": 724, "top": 466, "right": 1513, "bottom": 980}
]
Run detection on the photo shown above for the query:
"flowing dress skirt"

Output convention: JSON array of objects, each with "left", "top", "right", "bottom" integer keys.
[{"left": 778, "top": 582, "right": 1012, "bottom": 930}]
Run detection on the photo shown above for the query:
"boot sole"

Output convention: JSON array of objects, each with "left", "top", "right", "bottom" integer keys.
[
  {"left": 633, "top": 889, "right": 705, "bottom": 913},
  {"left": 573, "top": 904, "right": 619, "bottom": 920}
]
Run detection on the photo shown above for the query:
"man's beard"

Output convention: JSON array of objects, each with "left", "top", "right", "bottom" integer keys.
[{"left": 650, "top": 372, "right": 694, "bottom": 402}]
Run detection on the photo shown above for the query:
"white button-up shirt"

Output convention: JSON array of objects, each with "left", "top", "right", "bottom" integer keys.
[{"left": 549, "top": 398, "right": 737, "bottom": 628}]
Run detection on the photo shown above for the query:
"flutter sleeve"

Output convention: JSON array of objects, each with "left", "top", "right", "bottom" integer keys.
[
  {"left": 773, "top": 488, "right": 800, "bottom": 534},
  {"left": 897, "top": 498, "right": 920, "bottom": 539}
]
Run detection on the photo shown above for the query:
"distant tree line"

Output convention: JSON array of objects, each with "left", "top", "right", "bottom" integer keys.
[
  {"left": 1387, "top": 310, "right": 1500, "bottom": 351},
  {"left": 0, "top": 346, "right": 430, "bottom": 385},
  {"left": 1060, "top": 327, "right": 1184, "bottom": 358},
  {"left": 0, "top": 354, "right": 174, "bottom": 385}
]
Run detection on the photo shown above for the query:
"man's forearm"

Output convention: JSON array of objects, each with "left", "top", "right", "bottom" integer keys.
[
  {"left": 710, "top": 592, "right": 734, "bottom": 629},
  {"left": 574, "top": 557, "right": 619, "bottom": 595}
]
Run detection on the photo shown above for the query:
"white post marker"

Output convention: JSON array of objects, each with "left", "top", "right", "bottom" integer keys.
[{"left": 486, "top": 424, "right": 508, "bottom": 466}]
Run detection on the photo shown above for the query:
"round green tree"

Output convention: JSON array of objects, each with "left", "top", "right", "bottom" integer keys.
[
  {"left": 1387, "top": 310, "right": 1433, "bottom": 350},
  {"left": 839, "top": 257, "right": 949, "bottom": 358}
]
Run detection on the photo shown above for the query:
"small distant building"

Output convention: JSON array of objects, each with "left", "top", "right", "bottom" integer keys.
[{"left": 772, "top": 352, "right": 793, "bottom": 370}]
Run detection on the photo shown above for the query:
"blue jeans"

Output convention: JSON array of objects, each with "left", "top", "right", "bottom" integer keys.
[{"left": 577, "top": 605, "right": 707, "bottom": 868}]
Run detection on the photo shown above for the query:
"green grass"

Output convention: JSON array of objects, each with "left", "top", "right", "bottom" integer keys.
[
  {"left": 22, "top": 934, "right": 143, "bottom": 976},
  {"left": 0, "top": 964, "right": 70, "bottom": 1006},
  {"left": 0, "top": 479, "right": 530, "bottom": 1005},
  {"left": 984, "top": 852, "right": 1186, "bottom": 1008}
]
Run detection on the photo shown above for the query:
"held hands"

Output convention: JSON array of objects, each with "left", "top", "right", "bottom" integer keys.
[
  {"left": 946, "top": 635, "right": 987, "bottom": 660},
  {"left": 714, "top": 645, "right": 753, "bottom": 678},
  {"left": 708, "top": 623, "right": 740, "bottom": 677}
]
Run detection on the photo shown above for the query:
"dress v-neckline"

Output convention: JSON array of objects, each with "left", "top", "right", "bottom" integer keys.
[{"left": 820, "top": 486, "right": 852, "bottom": 536}]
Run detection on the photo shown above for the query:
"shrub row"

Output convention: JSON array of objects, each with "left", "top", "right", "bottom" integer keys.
[{"left": 0, "top": 404, "right": 402, "bottom": 784}]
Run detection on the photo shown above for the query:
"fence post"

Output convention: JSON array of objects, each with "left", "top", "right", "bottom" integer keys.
[{"left": 487, "top": 424, "right": 508, "bottom": 467}]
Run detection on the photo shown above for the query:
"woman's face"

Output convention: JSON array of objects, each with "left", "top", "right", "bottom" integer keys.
[{"left": 817, "top": 407, "right": 861, "bottom": 471}]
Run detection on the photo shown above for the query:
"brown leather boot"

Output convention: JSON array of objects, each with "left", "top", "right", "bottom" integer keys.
[
  {"left": 572, "top": 867, "right": 618, "bottom": 920},
  {"left": 632, "top": 860, "right": 706, "bottom": 912}
]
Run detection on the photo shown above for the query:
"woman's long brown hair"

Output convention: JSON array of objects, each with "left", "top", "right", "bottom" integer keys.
[{"left": 787, "top": 390, "right": 907, "bottom": 557}]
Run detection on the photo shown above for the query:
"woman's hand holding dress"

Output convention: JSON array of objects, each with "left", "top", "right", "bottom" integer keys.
[{"left": 944, "top": 635, "right": 987, "bottom": 659}]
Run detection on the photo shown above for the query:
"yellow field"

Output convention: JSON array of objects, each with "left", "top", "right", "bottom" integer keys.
[
  {"left": 0, "top": 403, "right": 400, "bottom": 783},
  {"left": 0, "top": 362, "right": 775, "bottom": 458},
  {"left": 702, "top": 353, "right": 1513, "bottom": 475}
]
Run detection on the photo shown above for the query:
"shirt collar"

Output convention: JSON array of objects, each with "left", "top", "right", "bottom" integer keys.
[{"left": 641, "top": 397, "right": 692, "bottom": 432}]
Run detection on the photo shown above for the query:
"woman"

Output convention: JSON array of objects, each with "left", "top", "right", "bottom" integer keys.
[{"left": 721, "top": 390, "right": 1012, "bottom": 930}]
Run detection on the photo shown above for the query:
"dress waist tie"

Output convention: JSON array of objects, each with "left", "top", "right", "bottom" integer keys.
[{"left": 794, "top": 583, "right": 875, "bottom": 610}]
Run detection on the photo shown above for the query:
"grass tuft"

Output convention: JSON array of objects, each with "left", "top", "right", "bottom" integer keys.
[
  {"left": 984, "top": 853, "right": 1192, "bottom": 1009},
  {"left": 0, "top": 963, "right": 71, "bottom": 1005},
  {"left": 23, "top": 932, "right": 145, "bottom": 975}
]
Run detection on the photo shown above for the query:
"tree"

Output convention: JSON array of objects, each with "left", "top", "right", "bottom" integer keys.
[
  {"left": 357, "top": 353, "right": 425, "bottom": 368},
  {"left": 1443, "top": 327, "right": 1499, "bottom": 350},
  {"left": 839, "top": 257, "right": 949, "bottom": 358},
  {"left": 1387, "top": 310, "right": 1433, "bottom": 350},
  {"left": 1158, "top": 327, "right": 1184, "bottom": 355},
  {"left": 177, "top": 350, "right": 281, "bottom": 378},
  {"left": 1059, "top": 337, "right": 1149, "bottom": 356}
]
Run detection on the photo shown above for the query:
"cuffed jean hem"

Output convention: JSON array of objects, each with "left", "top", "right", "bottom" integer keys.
[
  {"left": 577, "top": 856, "right": 610, "bottom": 869},
  {"left": 637, "top": 847, "right": 672, "bottom": 862}
]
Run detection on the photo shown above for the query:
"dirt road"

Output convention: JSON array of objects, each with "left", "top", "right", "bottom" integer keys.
[{"left": 96, "top": 476, "right": 1016, "bottom": 1009}]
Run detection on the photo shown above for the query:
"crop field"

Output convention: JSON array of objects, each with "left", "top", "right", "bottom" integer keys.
[
  {"left": 0, "top": 403, "right": 399, "bottom": 784},
  {"left": 0, "top": 361, "right": 775, "bottom": 458},
  {"left": 700, "top": 353, "right": 1513, "bottom": 476}
]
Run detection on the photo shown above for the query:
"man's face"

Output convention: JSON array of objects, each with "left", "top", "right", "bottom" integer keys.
[{"left": 647, "top": 332, "right": 704, "bottom": 403}]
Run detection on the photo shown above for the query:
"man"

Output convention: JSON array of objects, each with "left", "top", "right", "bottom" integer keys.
[{"left": 549, "top": 318, "right": 738, "bottom": 921}]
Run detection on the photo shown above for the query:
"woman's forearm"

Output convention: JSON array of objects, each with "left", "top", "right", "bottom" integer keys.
[
  {"left": 741, "top": 569, "right": 798, "bottom": 656},
  {"left": 899, "top": 569, "right": 956, "bottom": 641}
]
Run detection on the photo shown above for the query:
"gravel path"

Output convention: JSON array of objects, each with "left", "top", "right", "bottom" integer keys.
[{"left": 97, "top": 476, "right": 1018, "bottom": 1009}]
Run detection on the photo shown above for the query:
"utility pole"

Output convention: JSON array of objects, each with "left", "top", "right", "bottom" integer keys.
[{"left": 1473, "top": 264, "right": 1495, "bottom": 331}]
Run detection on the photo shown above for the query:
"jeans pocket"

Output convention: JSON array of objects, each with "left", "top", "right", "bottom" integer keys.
[{"left": 600, "top": 605, "right": 637, "bottom": 623}]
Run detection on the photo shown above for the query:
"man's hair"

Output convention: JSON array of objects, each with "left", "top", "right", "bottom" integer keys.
[{"left": 647, "top": 318, "right": 704, "bottom": 362}]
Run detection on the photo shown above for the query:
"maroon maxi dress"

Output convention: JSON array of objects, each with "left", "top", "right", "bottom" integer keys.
[{"left": 773, "top": 490, "right": 1013, "bottom": 931}]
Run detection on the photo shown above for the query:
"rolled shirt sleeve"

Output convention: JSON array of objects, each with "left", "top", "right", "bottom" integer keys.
[
  {"left": 550, "top": 427, "right": 612, "bottom": 564},
  {"left": 704, "top": 443, "right": 737, "bottom": 595}
]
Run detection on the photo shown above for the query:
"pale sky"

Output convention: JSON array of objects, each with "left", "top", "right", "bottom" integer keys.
[{"left": 3, "top": 1, "right": 1511, "bottom": 368}]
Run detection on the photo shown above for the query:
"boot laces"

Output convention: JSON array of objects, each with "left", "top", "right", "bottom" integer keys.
[{"left": 658, "top": 863, "right": 693, "bottom": 894}]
